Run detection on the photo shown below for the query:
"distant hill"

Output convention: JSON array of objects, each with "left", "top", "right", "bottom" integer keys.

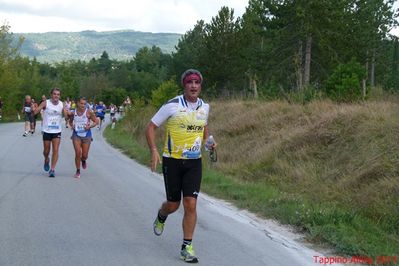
[{"left": 14, "top": 30, "right": 182, "bottom": 63}]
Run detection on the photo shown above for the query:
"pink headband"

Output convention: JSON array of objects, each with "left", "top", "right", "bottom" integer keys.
[{"left": 183, "top": 73, "right": 202, "bottom": 85}]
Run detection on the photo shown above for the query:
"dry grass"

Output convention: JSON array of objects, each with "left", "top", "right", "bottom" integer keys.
[{"left": 209, "top": 100, "right": 399, "bottom": 218}]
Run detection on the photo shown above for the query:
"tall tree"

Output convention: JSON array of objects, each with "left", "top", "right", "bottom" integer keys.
[
  {"left": 172, "top": 20, "right": 207, "bottom": 81},
  {"left": 238, "top": 0, "right": 269, "bottom": 97},
  {"left": 347, "top": 0, "right": 397, "bottom": 88},
  {"left": 203, "top": 6, "right": 240, "bottom": 96}
]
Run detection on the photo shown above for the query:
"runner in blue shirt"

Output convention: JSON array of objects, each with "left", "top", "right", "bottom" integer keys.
[{"left": 95, "top": 101, "right": 106, "bottom": 129}]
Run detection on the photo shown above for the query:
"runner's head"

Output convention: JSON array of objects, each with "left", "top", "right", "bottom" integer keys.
[
  {"left": 41, "top": 94, "right": 46, "bottom": 101},
  {"left": 77, "top": 96, "right": 87, "bottom": 110},
  {"left": 50, "top": 87, "right": 61, "bottom": 103},
  {"left": 181, "top": 69, "right": 203, "bottom": 87},
  {"left": 25, "top": 95, "right": 31, "bottom": 103},
  {"left": 181, "top": 69, "right": 203, "bottom": 101}
]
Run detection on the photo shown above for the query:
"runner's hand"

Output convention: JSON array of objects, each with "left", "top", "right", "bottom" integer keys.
[{"left": 150, "top": 149, "right": 161, "bottom": 172}]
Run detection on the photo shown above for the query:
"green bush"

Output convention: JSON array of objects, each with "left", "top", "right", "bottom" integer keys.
[
  {"left": 151, "top": 77, "right": 180, "bottom": 108},
  {"left": 326, "top": 59, "right": 366, "bottom": 102},
  {"left": 287, "top": 86, "right": 323, "bottom": 104}
]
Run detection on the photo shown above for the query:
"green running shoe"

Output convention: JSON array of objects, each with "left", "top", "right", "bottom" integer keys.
[
  {"left": 180, "top": 244, "right": 198, "bottom": 263},
  {"left": 153, "top": 217, "right": 165, "bottom": 236}
]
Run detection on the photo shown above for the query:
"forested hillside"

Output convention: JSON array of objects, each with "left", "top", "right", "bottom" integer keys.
[
  {"left": 0, "top": 0, "right": 398, "bottom": 117},
  {"left": 14, "top": 30, "right": 181, "bottom": 62}
]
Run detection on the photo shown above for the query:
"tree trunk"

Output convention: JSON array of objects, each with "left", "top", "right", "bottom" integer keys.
[
  {"left": 304, "top": 35, "right": 312, "bottom": 87},
  {"left": 362, "top": 79, "right": 367, "bottom": 100},
  {"left": 296, "top": 40, "right": 303, "bottom": 90},
  {"left": 253, "top": 76, "right": 258, "bottom": 99},
  {"left": 370, "top": 49, "right": 375, "bottom": 88}
]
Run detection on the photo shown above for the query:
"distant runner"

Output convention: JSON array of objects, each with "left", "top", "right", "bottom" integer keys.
[
  {"left": 22, "top": 95, "right": 34, "bottom": 137},
  {"left": 95, "top": 101, "right": 106, "bottom": 129},
  {"left": 31, "top": 98, "right": 38, "bottom": 134},
  {"left": 109, "top": 103, "right": 117, "bottom": 122},
  {"left": 39, "top": 95, "right": 47, "bottom": 134},
  {"left": 0, "top": 96, "right": 3, "bottom": 120},
  {"left": 64, "top": 97, "right": 72, "bottom": 128}
]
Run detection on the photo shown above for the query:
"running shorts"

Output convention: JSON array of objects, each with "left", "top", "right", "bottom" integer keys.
[
  {"left": 71, "top": 132, "right": 93, "bottom": 144},
  {"left": 43, "top": 132, "right": 61, "bottom": 141},
  {"left": 162, "top": 157, "right": 202, "bottom": 202}
]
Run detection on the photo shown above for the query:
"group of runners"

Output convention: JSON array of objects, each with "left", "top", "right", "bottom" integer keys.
[
  {"left": 22, "top": 91, "right": 124, "bottom": 178},
  {"left": 27, "top": 89, "right": 99, "bottom": 178},
  {"left": 17, "top": 69, "right": 215, "bottom": 263}
]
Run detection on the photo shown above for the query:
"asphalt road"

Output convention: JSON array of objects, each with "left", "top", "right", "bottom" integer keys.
[{"left": 0, "top": 119, "right": 327, "bottom": 266}]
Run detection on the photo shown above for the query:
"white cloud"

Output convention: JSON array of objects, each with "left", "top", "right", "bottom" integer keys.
[{"left": 0, "top": 0, "right": 249, "bottom": 33}]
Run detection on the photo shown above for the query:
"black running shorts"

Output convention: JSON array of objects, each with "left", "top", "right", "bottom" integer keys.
[
  {"left": 43, "top": 132, "right": 61, "bottom": 141},
  {"left": 162, "top": 157, "right": 202, "bottom": 202},
  {"left": 24, "top": 113, "right": 34, "bottom": 123}
]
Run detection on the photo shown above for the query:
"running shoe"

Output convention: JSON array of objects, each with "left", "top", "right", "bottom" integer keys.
[
  {"left": 48, "top": 170, "right": 55, "bottom": 178},
  {"left": 74, "top": 170, "right": 80, "bottom": 178},
  {"left": 82, "top": 160, "right": 87, "bottom": 170},
  {"left": 153, "top": 216, "right": 165, "bottom": 236},
  {"left": 180, "top": 244, "right": 199, "bottom": 263},
  {"left": 44, "top": 159, "right": 50, "bottom": 172},
  {"left": 22, "top": 132, "right": 28, "bottom": 137}
]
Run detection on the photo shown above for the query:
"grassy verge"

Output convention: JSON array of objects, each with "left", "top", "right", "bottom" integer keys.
[
  {"left": 104, "top": 101, "right": 399, "bottom": 261},
  {"left": 104, "top": 122, "right": 150, "bottom": 165}
]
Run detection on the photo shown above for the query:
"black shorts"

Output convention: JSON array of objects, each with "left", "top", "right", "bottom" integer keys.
[
  {"left": 162, "top": 157, "right": 202, "bottom": 202},
  {"left": 43, "top": 132, "right": 61, "bottom": 141},
  {"left": 24, "top": 113, "right": 34, "bottom": 123}
]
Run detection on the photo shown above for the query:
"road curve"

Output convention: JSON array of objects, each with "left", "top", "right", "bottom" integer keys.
[{"left": 0, "top": 119, "right": 327, "bottom": 266}]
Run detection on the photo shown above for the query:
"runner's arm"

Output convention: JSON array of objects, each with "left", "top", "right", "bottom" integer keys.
[
  {"left": 87, "top": 110, "right": 99, "bottom": 129},
  {"left": 32, "top": 100, "right": 46, "bottom": 115},
  {"left": 63, "top": 106, "right": 70, "bottom": 118},
  {"left": 203, "top": 125, "right": 209, "bottom": 141},
  {"left": 145, "top": 121, "right": 161, "bottom": 172}
]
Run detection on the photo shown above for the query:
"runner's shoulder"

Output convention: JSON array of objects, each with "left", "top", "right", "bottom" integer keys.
[{"left": 165, "top": 96, "right": 180, "bottom": 105}]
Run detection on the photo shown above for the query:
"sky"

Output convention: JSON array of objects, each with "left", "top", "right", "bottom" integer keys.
[
  {"left": 0, "top": 0, "right": 249, "bottom": 34},
  {"left": 0, "top": 0, "right": 398, "bottom": 35}
]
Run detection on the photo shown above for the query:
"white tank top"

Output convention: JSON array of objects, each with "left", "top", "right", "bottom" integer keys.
[
  {"left": 43, "top": 100, "right": 64, "bottom": 133},
  {"left": 74, "top": 109, "right": 89, "bottom": 137}
]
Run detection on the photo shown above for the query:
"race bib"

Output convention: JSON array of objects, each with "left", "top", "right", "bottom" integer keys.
[
  {"left": 75, "top": 124, "right": 87, "bottom": 137},
  {"left": 24, "top": 106, "right": 31, "bottom": 113},
  {"left": 182, "top": 137, "right": 202, "bottom": 159},
  {"left": 48, "top": 117, "right": 60, "bottom": 130}
]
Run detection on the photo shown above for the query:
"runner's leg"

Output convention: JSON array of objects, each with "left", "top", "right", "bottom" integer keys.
[
  {"left": 43, "top": 140, "right": 51, "bottom": 164},
  {"left": 50, "top": 137, "right": 61, "bottom": 170},
  {"left": 24, "top": 120, "right": 30, "bottom": 135},
  {"left": 81, "top": 140, "right": 91, "bottom": 162},
  {"left": 182, "top": 197, "right": 197, "bottom": 240},
  {"left": 72, "top": 138, "right": 82, "bottom": 170}
]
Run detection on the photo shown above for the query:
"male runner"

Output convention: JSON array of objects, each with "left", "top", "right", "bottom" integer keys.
[
  {"left": 146, "top": 69, "right": 215, "bottom": 263},
  {"left": 33, "top": 88, "right": 68, "bottom": 177}
]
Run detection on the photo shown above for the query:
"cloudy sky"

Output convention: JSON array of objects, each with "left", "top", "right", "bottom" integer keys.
[
  {"left": 0, "top": 0, "right": 398, "bottom": 35},
  {"left": 0, "top": 0, "right": 248, "bottom": 34}
]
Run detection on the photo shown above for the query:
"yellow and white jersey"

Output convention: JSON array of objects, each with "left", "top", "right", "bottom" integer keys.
[{"left": 151, "top": 95, "right": 210, "bottom": 159}]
